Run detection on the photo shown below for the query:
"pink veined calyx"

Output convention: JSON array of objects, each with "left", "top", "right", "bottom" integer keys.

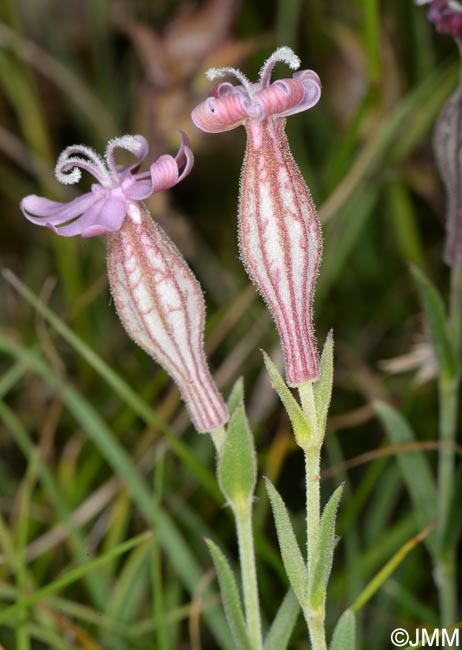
[
  {"left": 192, "top": 47, "right": 323, "bottom": 385},
  {"left": 20, "top": 134, "right": 229, "bottom": 432}
]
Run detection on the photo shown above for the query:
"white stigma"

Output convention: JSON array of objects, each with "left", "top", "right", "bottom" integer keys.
[{"left": 259, "top": 47, "right": 301, "bottom": 88}]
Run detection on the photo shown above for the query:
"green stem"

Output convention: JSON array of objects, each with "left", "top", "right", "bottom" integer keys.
[
  {"left": 235, "top": 499, "right": 263, "bottom": 650},
  {"left": 436, "top": 264, "right": 462, "bottom": 626},
  {"left": 299, "top": 381, "right": 327, "bottom": 650},
  {"left": 305, "top": 446, "right": 321, "bottom": 587}
]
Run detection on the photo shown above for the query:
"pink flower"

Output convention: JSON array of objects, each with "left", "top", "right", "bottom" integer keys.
[
  {"left": 192, "top": 47, "right": 322, "bottom": 385},
  {"left": 21, "top": 134, "right": 193, "bottom": 237},
  {"left": 20, "top": 134, "right": 228, "bottom": 432},
  {"left": 416, "top": 0, "right": 462, "bottom": 37}
]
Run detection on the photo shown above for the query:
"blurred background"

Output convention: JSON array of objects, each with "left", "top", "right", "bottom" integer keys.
[{"left": 0, "top": 0, "right": 460, "bottom": 648}]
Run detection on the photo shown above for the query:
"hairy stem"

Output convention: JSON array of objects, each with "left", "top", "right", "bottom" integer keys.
[
  {"left": 235, "top": 499, "right": 263, "bottom": 650},
  {"left": 299, "top": 381, "right": 327, "bottom": 650}
]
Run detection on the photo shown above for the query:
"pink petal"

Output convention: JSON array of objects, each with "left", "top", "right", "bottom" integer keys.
[
  {"left": 175, "top": 131, "right": 194, "bottom": 182},
  {"left": 20, "top": 192, "right": 97, "bottom": 226},
  {"left": 256, "top": 78, "right": 306, "bottom": 120},
  {"left": 191, "top": 91, "right": 249, "bottom": 133},
  {"left": 123, "top": 179, "right": 154, "bottom": 201},
  {"left": 128, "top": 132, "right": 194, "bottom": 197},
  {"left": 149, "top": 155, "right": 180, "bottom": 192},
  {"left": 48, "top": 196, "right": 127, "bottom": 237},
  {"left": 276, "top": 70, "right": 321, "bottom": 118}
]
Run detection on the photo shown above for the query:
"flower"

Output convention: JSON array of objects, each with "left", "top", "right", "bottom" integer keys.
[
  {"left": 416, "top": 0, "right": 462, "bottom": 37},
  {"left": 20, "top": 135, "right": 228, "bottom": 432},
  {"left": 191, "top": 47, "right": 322, "bottom": 385},
  {"left": 21, "top": 134, "right": 194, "bottom": 237}
]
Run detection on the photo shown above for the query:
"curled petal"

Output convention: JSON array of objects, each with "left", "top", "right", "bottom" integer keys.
[
  {"left": 149, "top": 155, "right": 181, "bottom": 193},
  {"left": 127, "top": 132, "right": 194, "bottom": 197},
  {"left": 191, "top": 91, "right": 249, "bottom": 132},
  {"left": 257, "top": 78, "right": 306, "bottom": 120},
  {"left": 210, "top": 81, "right": 240, "bottom": 98},
  {"left": 276, "top": 71, "right": 322, "bottom": 118},
  {"left": 175, "top": 131, "right": 194, "bottom": 183},
  {"left": 20, "top": 192, "right": 98, "bottom": 227}
]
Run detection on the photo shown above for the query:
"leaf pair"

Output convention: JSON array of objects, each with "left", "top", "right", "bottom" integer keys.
[
  {"left": 265, "top": 479, "right": 343, "bottom": 612},
  {"left": 207, "top": 540, "right": 300, "bottom": 650},
  {"left": 262, "top": 331, "right": 334, "bottom": 449}
]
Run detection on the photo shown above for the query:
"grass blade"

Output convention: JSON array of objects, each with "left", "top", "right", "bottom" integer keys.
[
  {"left": 351, "top": 524, "right": 432, "bottom": 612},
  {"left": 374, "top": 400, "right": 437, "bottom": 552},
  {"left": 0, "top": 531, "right": 152, "bottom": 625}
]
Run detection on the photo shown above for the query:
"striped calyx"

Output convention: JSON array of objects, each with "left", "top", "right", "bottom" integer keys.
[
  {"left": 434, "top": 88, "right": 462, "bottom": 266},
  {"left": 240, "top": 121, "right": 321, "bottom": 384},
  {"left": 192, "top": 47, "right": 322, "bottom": 384},
  {"left": 107, "top": 202, "right": 229, "bottom": 432}
]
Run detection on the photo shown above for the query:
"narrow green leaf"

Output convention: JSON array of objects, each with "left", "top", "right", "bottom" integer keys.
[
  {"left": 374, "top": 401, "right": 436, "bottom": 552},
  {"left": 205, "top": 539, "right": 253, "bottom": 650},
  {"left": 329, "top": 609, "right": 356, "bottom": 650},
  {"left": 227, "top": 377, "right": 245, "bottom": 415},
  {"left": 313, "top": 331, "right": 334, "bottom": 437},
  {"left": 0, "top": 532, "right": 153, "bottom": 625},
  {"left": 311, "top": 484, "right": 344, "bottom": 607},
  {"left": 218, "top": 405, "right": 256, "bottom": 506},
  {"left": 265, "top": 479, "right": 307, "bottom": 607},
  {"left": 262, "top": 351, "right": 313, "bottom": 446},
  {"left": 264, "top": 589, "right": 299, "bottom": 650},
  {"left": 363, "top": 0, "right": 381, "bottom": 82},
  {"left": 351, "top": 524, "right": 432, "bottom": 613},
  {"left": 411, "top": 266, "right": 455, "bottom": 380},
  {"left": 388, "top": 182, "right": 426, "bottom": 269}
]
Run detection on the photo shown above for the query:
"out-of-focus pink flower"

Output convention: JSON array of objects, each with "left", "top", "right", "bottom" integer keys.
[
  {"left": 20, "top": 135, "right": 228, "bottom": 432},
  {"left": 416, "top": 0, "right": 462, "bottom": 37},
  {"left": 192, "top": 47, "right": 322, "bottom": 385},
  {"left": 434, "top": 88, "right": 462, "bottom": 266}
]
